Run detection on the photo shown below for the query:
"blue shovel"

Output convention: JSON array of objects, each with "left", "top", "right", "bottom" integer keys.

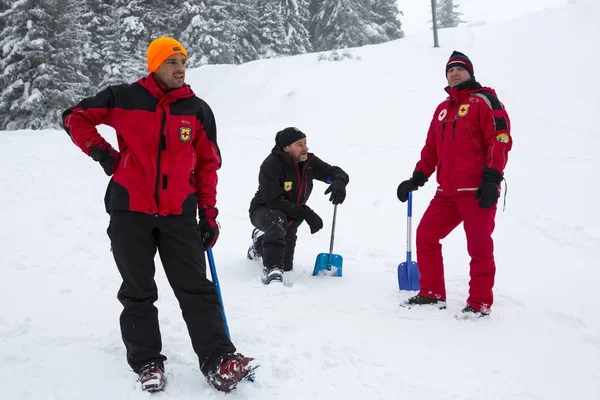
[
  {"left": 312, "top": 204, "right": 343, "bottom": 277},
  {"left": 398, "top": 191, "right": 420, "bottom": 291}
]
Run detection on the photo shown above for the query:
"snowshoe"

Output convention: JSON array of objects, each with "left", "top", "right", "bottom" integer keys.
[
  {"left": 206, "top": 353, "right": 259, "bottom": 393},
  {"left": 138, "top": 362, "right": 166, "bottom": 392}
]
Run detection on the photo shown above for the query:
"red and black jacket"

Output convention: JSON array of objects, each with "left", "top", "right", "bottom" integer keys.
[
  {"left": 415, "top": 80, "right": 512, "bottom": 194},
  {"left": 249, "top": 145, "right": 349, "bottom": 219},
  {"left": 62, "top": 74, "right": 221, "bottom": 216}
]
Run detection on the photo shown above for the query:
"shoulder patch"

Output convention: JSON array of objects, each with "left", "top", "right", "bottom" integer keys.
[
  {"left": 496, "top": 133, "right": 510, "bottom": 143},
  {"left": 472, "top": 91, "right": 504, "bottom": 110}
]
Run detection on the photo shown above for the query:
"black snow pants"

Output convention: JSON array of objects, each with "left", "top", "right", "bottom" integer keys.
[
  {"left": 250, "top": 207, "right": 301, "bottom": 271},
  {"left": 107, "top": 210, "right": 235, "bottom": 375}
]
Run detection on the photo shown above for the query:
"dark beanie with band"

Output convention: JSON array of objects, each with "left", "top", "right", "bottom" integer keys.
[
  {"left": 276, "top": 127, "right": 306, "bottom": 149},
  {"left": 446, "top": 50, "right": 474, "bottom": 78}
]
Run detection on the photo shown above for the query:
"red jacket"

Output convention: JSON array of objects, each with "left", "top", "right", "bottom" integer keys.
[
  {"left": 415, "top": 81, "right": 512, "bottom": 194},
  {"left": 63, "top": 74, "right": 221, "bottom": 216}
]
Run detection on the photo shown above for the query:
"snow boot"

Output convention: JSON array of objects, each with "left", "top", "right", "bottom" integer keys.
[
  {"left": 247, "top": 228, "right": 264, "bottom": 260},
  {"left": 458, "top": 305, "right": 490, "bottom": 319},
  {"left": 261, "top": 266, "right": 283, "bottom": 285},
  {"left": 402, "top": 294, "right": 447, "bottom": 309}
]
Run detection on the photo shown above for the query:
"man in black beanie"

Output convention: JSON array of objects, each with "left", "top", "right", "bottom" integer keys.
[{"left": 247, "top": 127, "right": 349, "bottom": 284}]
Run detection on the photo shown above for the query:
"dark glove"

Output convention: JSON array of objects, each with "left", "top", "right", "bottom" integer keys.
[
  {"left": 89, "top": 145, "right": 117, "bottom": 176},
  {"left": 324, "top": 179, "right": 347, "bottom": 205},
  {"left": 397, "top": 171, "right": 428, "bottom": 202},
  {"left": 302, "top": 206, "right": 323, "bottom": 234},
  {"left": 198, "top": 206, "right": 220, "bottom": 249},
  {"left": 475, "top": 167, "right": 503, "bottom": 208}
]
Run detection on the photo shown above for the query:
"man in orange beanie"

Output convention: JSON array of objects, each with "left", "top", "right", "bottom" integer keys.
[{"left": 62, "top": 36, "right": 257, "bottom": 393}]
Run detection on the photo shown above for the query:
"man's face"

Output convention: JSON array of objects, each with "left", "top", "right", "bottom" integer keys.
[
  {"left": 446, "top": 66, "right": 471, "bottom": 88},
  {"left": 284, "top": 138, "right": 308, "bottom": 163},
  {"left": 155, "top": 54, "right": 187, "bottom": 90}
]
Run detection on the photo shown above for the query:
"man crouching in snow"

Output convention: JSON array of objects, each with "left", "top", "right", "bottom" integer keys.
[{"left": 247, "top": 127, "right": 349, "bottom": 284}]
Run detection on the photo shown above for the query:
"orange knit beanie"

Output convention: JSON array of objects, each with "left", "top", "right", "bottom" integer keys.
[{"left": 146, "top": 37, "right": 188, "bottom": 72}]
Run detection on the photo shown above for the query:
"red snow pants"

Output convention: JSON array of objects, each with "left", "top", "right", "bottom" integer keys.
[{"left": 416, "top": 192, "right": 497, "bottom": 312}]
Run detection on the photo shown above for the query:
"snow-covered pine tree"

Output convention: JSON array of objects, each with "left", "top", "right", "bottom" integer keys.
[
  {"left": 180, "top": 0, "right": 210, "bottom": 67},
  {"left": 184, "top": 0, "right": 261, "bottom": 65},
  {"left": 280, "top": 0, "right": 311, "bottom": 55},
  {"left": 109, "top": 0, "right": 152, "bottom": 82},
  {"left": 0, "top": 0, "right": 45, "bottom": 129},
  {"left": 184, "top": 0, "right": 235, "bottom": 65},
  {"left": 310, "top": 0, "right": 368, "bottom": 52},
  {"left": 436, "top": 0, "right": 464, "bottom": 29},
  {"left": 79, "top": 0, "right": 119, "bottom": 89},
  {"left": 364, "top": 0, "right": 404, "bottom": 44},
  {"left": 227, "top": 0, "right": 262, "bottom": 63},
  {"left": 0, "top": 0, "right": 10, "bottom": 32},
  {"left": 140, "top": 0, "right": 183, "bottom": 39},
  {"left": 257, "top": 0, "right": 289, "bottom": 58},
  {"left": 46, "top": 0, "right": 94, "bottom": 123},
  {"left": 0, "top": 0, "right": 91, "bottom": 129}
]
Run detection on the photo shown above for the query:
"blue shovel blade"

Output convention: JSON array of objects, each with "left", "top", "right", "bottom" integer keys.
[
  {"left": 313, "top": 253, "right": 343, "bottom": 277},
  {"left": 398, "top": 261, "right": 420, "bottom": 291}
]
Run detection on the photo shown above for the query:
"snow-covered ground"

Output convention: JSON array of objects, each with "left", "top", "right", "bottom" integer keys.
[{"left": 1, "top": 1, "right": 598, "bottom": 399}]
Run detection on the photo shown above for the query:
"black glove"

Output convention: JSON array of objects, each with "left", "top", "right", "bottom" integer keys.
[
  {"left": 89, "top": 146, "right": 116, "bottom": 176},
  {"left": 302, "top": 206, "right": 323, "bottom": 234},
  {"left": 475, "top": 167, "right": 503, "bottom": 208},
  {"left": 397, "top": 171, "right": 428, "bottom": 202},
  {"left": 324, "top": 179, "right": 347, "bottom": 205},
  {"left": 198, "top": 206, "right": 220, "bottom": 248}
]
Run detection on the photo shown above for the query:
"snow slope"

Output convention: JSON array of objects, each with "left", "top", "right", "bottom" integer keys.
[{"left": 1, "top": 1, "right": 599, "bottom": 399}]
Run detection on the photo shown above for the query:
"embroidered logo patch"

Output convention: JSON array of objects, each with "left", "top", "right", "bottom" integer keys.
[
  {"left": 438, "top": 109, "right": 447, "bottom": 121},
  {"left": 179, "top": 127, "right": 191, "bottom": 143},
  {"left": 284, "top": 181, "right": 292, "bottom": 192},
  {"left": 458, "top": 104, "right": 470, "bottom": 117},
  {"left": 469, "top": 97, "right": 479, "bottom": 103},
  {"left": 496, "top": 133, "right": 510, "bottom": 143}
]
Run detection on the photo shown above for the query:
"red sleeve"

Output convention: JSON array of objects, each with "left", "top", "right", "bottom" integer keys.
[
  {"left": 62, "top": 86, "right": 119, "bottom": 156},
  {"left": 478, "top": 94, "right": 512, "bottom": 174},
  {"left": 414, "top": 109, "right": 439, "bottom": 177},
  {"left": 195, "top": 102, "right": 221, "bottom": 209}
]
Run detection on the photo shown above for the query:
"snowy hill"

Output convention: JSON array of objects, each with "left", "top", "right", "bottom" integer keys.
[{"left": 1, "top": 1, "right": 599, "bottom": 399}]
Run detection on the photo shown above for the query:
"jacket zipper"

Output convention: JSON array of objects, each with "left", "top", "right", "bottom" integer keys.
[
  {"left": 295, "top": 166, "right": 303, "bottom": 203},
  {"left": 441, "top": 121, "right": 446, "bottom": 142},
  {"left": 155, "top": 109, "right": 167, "bottom": 213},
  {"left": 452, "top": 116, "right": 457, "bottom": 140}
]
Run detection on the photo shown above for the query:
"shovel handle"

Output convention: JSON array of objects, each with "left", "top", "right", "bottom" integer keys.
[
  {"left": 329, "top": 204, "right": 337, "bottom": 256},
  {"left": 406, "top": 191, "right": 413, "bottom": 264}
]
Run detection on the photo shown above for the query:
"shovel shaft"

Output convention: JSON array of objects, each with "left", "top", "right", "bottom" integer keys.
[
  {"left": 207, "top": 248, "right": 231, "bottom": 339},
  {"left": 329, "top": 204, "right": 338, "bottom": 256},
  {"left": 406, "top": 192, "right": 413, "bottom": 262}
]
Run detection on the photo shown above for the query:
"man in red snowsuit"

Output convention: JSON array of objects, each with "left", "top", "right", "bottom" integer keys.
[
  {"left": 397, "top": 51, "right": 512, "bottom": 317},
  {"left": 62, "top": 37, "right": 256, "bottom": 392}
]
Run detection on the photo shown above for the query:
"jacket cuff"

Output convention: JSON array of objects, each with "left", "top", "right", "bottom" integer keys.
[
  {"left": 482, "top": 167, "right": 503, "bottom": 185},
  {"left": 411, "top": 170, "right": 428, "bottom": 187},
  {"left": 199, "top": 205, "right": 218, "bottom": 220}
]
